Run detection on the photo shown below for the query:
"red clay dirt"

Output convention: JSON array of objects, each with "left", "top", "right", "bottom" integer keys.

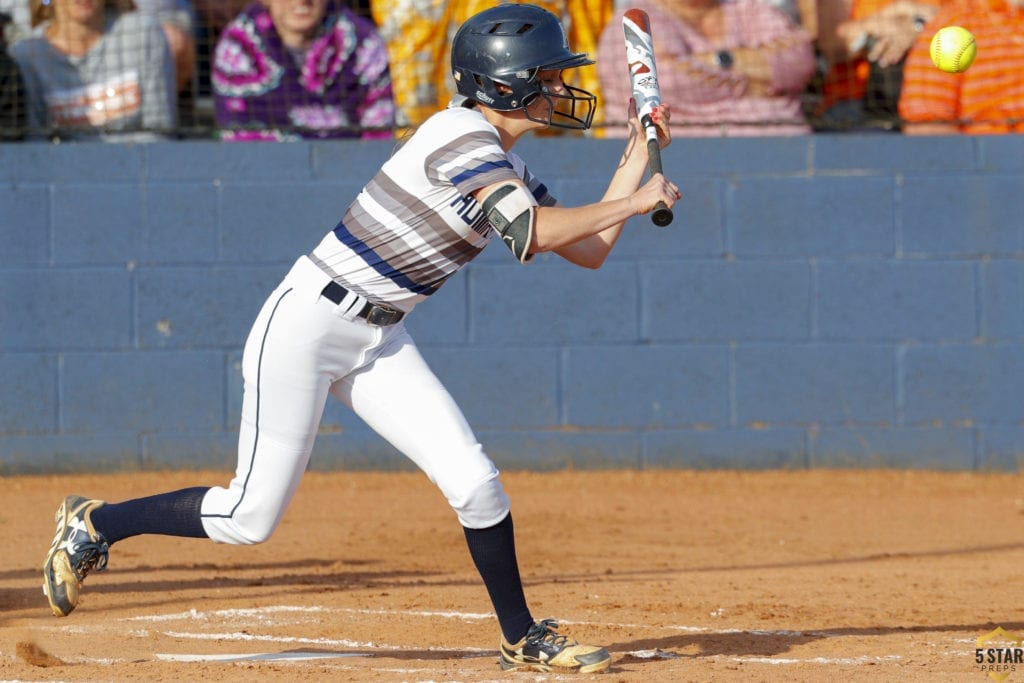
[{"left": 2, "top": 469, "right": 1023, "bottom": 682}]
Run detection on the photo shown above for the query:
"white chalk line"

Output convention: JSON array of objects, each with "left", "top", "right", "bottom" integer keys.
[
  {"left": 733, "top": 655, "right": 902, "bottom": 666},
  {"left": 43, "top": 605, "right": 933, "bottom": 668},
  {"left": 151, "top": 629, "right": 490, "bottom": 654},
  {"left": 126, "top": 605, "right": 493, "bottom": 623},
  {"left": 121, "top": 604, "right": 823, "bottom": 639},
  {"left": 155, "top": 651, "right": 366, "bottom": 663}
]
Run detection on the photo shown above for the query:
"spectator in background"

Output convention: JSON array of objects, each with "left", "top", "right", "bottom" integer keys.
[
  {"left": 371, "top": 0, "right": 613, "bottom": 133},
  {"left": 193, "top": 0, "right": 249, "bottom": 36},
  {"left": 190, "top": 0, "right": 247, "bottom": 94},
  {"left": 1, "top": 10, "right": 27, "bottom": 138},
  {"left": 134, "top": 0, "right": 194, "bottom": 91},
  {"left": 0, "top": 0, "right": 31, "bottom": 41},
  {"left": 10, "top": 0, "right": 176, "bottom": 140},
  {"left": 0, "top": 0, "right": 191, "bottom": 73},
  {"left": 597, "top": 0, "right": 816, "bottom": 136},
  {"left": 1, "top": 0, "right": 192, "bottom": 90},
  {"left": 212, "top": 0, "right": 394, "bottom": 140},
  {"left": 899, "top": 0, "right": 1024, "bottom": 134},
  {"left": 814, "top": 0, "right": 939, "bottom": 130},
  {"left": 183, "top": 0, "right": 244, "bottom": 105}
]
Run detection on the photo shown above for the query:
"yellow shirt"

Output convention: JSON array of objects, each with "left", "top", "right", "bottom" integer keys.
[{"left": 372, "top": 0, "right": 613, "bottom": 133}]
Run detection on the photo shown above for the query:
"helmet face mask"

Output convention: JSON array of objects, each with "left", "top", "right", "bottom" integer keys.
[
  {"left": 451, "top": 4, "right": 597, "bottom": 130},
  {"left": 522, "top": 83, "right": 596, "bottom": 130}
]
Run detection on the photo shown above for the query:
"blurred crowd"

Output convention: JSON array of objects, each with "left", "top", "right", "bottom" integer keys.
[{"left": 0, "top": 0, "right": 1020, "bottom": 142}]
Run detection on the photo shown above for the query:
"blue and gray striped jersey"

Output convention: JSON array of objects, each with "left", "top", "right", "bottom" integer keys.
[{"left": 309, "top": 106, "right": 556, "bottom": 312}]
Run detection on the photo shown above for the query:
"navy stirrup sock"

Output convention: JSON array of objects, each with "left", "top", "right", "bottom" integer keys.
[
  {"left": 90, "top": 487, "right": 211, "bottom": 544},
  {"left": 463, "top": 513, "right": 535, "bottom": 644}
]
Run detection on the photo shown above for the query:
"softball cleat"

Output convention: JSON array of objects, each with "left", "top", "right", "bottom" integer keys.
[
  {"left": 43, "top": 495, "right": 109, "bottom": 617},
  {"left": 499, "top": 619, "right": 611, "bottom": 673}
]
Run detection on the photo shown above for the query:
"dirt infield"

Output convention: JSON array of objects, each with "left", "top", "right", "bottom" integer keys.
[{"left": 2, "top": 469, "right": 1024, "bottom": 682}]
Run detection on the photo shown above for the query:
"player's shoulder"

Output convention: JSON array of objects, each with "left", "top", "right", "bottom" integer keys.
[
  {"left": 505, "top": 150, "right": 528, "bottom": 176},
  {"left": 406, "top": 106, "right": 503, "bottom": 154},
  {"left": 420, "top": 104, "right": 495, "bottom": 135},
  {"left": 386, "top": 107, "right": 499, "bottom": 168}
]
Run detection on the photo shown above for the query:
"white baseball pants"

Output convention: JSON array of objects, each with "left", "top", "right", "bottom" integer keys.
[{"left": 199, "top": 256, "right": 511, "bottom": 544}]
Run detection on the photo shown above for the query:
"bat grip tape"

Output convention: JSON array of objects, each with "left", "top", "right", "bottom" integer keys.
[
  {"left": 646, "top": 138, "right": 663, "bottom": 175},
  {"left": 641, "top": 114, "right": 662, "bottom": 171}
]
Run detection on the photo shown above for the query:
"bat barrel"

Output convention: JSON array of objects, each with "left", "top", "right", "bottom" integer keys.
[{"left": 625, "top": 10, "right": 673, "bottom": 228}]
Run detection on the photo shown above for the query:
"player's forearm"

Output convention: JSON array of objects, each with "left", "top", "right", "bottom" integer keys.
[
  {"left": 602, "top": 145, "right": 650, "bottom": 203},
  {"left": 533, "top": 199, "right": 638, "bottom": 255},
  {"left": 544, "top": 152, "right": 648, "bottom": 267},
  {"left": 534, "top": 144, "right": 647, "bottom": 248}
]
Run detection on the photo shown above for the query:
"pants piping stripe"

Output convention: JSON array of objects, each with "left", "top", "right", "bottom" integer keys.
[{"left": 202, "top": 287, "right": 293, "bottom": 520}]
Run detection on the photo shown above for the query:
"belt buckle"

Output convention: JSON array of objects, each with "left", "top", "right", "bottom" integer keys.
[{"left": 364, "top": 304, "right": 403, "bottom": 326}]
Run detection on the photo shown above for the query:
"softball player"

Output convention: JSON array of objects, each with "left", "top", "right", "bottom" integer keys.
[{"left": 42, "top": 4, "right": 678, "bottom": 674}]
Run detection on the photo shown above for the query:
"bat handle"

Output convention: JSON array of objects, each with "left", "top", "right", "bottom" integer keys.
[{"left": 645, "top": 136, "right": 674, "bottom": 227}]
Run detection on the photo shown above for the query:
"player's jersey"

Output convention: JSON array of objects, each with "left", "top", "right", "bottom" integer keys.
[{"left": 309, "top": 106, "right": 556, "bottom": 312}]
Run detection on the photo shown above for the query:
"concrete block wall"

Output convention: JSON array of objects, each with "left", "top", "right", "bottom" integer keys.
[{"left": 1, "top": 135, "right": 1022, "bottom": 473}]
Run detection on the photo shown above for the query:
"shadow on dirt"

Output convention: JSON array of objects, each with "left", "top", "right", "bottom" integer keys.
[
  {"left": 610, "top": 621, "right": 1024, "bottom": 659},
  {"left": 5, "top": 541, "right": 1024, "bottom": 616},
  {"left": 0, "top": 557, "right": 442, "bottom": 618},
  {"left": 525, "top": 542, "right": 1024, "bottom": 586}
]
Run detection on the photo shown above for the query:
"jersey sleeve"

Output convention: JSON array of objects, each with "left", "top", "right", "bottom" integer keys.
[
  {"left": 510, "top": 152, "right": 558, "bottom": 207},
  {"left": 424, "top": 114, "right": 521, "bottom": 196}
]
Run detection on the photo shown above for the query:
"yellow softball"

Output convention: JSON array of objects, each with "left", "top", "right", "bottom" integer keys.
[{"left": 930, "top": 26, "right": 977, "bottom": 73}]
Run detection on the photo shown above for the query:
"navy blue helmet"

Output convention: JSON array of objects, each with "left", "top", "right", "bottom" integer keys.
[{"left": 451, "top": 3, "right": 597, "bottom": 129}]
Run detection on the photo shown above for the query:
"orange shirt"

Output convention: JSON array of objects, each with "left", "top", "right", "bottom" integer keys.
[
  {"left": 818, "top": 0, "right": 940, "bottom": 112},
  {"left": 899, "top": 0, "right": 1024, "bottom": 133}
]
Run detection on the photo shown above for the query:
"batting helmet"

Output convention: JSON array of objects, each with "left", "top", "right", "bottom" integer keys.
[{"left": 450, "top": 3, "right": 596, "bottom": 129}]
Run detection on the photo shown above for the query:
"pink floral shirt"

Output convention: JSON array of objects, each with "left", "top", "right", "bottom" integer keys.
[
  {"left": 213, "top": 0, "right": 394, "bottom": 140},
  {"left": 598, "top": 0, "right": 815, "bottom": 136}
]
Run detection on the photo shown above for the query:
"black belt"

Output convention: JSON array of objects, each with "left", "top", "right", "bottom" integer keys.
[{"left": 320, "top": 281, "right": 405, "bottom": 326}]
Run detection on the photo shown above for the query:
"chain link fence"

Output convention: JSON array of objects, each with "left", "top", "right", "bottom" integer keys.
[{"left": 0, "top": 1, "right": 1017, "bottom": 142}]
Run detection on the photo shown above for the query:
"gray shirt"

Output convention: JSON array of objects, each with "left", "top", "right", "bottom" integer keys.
[
  {"left": 0, "top": 0, "right": 30, "bottom": 40},
  {"left": 11, "top": 11, "right": 176, "bottom": 141}
]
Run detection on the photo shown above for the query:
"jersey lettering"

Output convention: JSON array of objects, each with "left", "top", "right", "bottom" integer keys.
[{"left": 450, "top": 194, "right": 489, "bottom": 234}]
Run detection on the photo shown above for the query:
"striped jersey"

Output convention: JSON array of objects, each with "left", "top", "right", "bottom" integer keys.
[
  {"left": 899, "top": 0, "right": 1024, "bottom": 133},
  {"left": 309, "top": 106, "right": 556, "bottom": 311}
]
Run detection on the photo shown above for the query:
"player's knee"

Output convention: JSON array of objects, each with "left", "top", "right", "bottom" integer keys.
[
  {"left": 450, "top": 474, "right": 511, "bottom": 529},
  {"left": 233, "top": 523, "right": 275, "bottom": 545},
  {"left": 202, "top": 513, "right": 278, "bottom": 545}
]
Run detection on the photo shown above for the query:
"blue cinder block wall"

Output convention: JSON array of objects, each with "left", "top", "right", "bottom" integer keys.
[{"left": 1, "top": 135, "right": 1022, "bottom": 473}]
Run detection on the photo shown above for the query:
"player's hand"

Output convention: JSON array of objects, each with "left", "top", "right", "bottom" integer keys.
[
  {"left": 629, "top": 172, "right": 680, "bottom": 216},
  {"left": 625, "top": 97, "right": 644, "bottom": 144},
  {"left": 650, "top": 103, "right": 672, "bottom": 149},
  {"left": 625, "top": 98, "right": 673, "bottom": 151}
]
